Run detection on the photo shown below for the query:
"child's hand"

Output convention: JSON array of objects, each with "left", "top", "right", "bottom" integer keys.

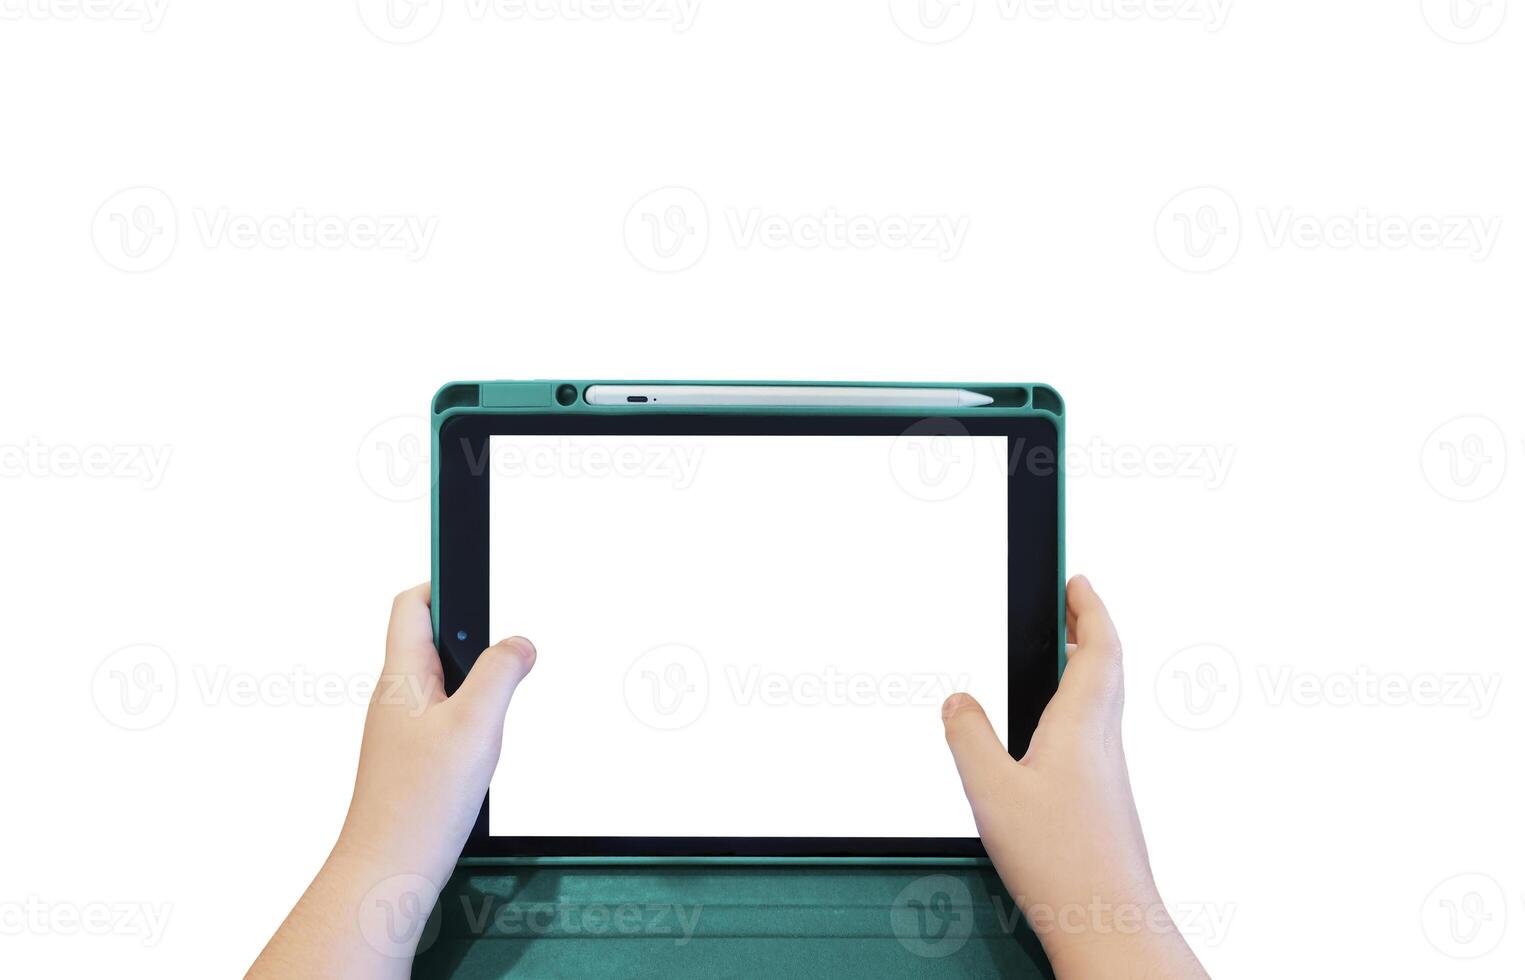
[
  {"left": 340, "top": 583, "right": 536, "bottom": 882},
  {"left": 246, "top": 584, "right": 535, "bottom": 979},
  {"left": 941, "top": 576, "right": 1209, "bottom": 980}
]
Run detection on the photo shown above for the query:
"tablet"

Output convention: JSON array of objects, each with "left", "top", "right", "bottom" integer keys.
[{"left": 432, "top": 381, "right": 1064, "bottom": 859}]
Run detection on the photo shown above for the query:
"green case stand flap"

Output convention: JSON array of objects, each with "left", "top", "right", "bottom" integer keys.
[{"left": 413, "top": 863, "right": 1054, "bottom": 979}]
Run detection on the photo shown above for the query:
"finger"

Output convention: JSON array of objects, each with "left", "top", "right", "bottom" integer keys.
[
  {"left": 1055, "top": 576, "right": 1124, "bottom": 715},
  {"left": 450, "top": 636, "right": 537, "bottom": 731},
  {"left": 1066, "top": 575, "right": 1120, "bottom": 654},
  {"left": 385, "top": 583, "right": 445, "bottom": 691},
  {"left": 941, "top": 693, "right": 1017, "bottom": 806}
]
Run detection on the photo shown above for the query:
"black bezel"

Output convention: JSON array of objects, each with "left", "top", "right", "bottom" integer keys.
[{"left": 436, "top": 412, "right": 1060, "bottom": 859}]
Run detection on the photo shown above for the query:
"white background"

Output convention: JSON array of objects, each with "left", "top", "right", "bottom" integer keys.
[
  {"left": 488, "top": 434, "right": 1009, "bottom": 838},
  {"left": 0, "top": 2, "right": 1521, "bottom": 978}
]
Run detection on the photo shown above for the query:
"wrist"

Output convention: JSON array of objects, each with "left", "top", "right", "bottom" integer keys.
[
  {"left": 315, "top": 834, "right": 448, "bottom": 968},
  {"left": 335, "top": 808, "right": 457, "bottom": 888},
  {"left": 1020, "top": 888, "right": 1206, "bottom": 980}
]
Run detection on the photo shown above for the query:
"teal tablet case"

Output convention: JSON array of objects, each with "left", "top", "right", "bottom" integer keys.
[{"left": 424, "top": 381, "right": 1065, "bottom": 979}]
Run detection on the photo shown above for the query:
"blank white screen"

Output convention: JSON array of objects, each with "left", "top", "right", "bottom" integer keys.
[{"left": 488, "top": 433, "right": 1008, "bottom": 838}]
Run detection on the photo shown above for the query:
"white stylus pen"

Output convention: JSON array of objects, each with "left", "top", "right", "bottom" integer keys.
[{"left": 583, "top": 385, "right": 995, "bottom": 408}]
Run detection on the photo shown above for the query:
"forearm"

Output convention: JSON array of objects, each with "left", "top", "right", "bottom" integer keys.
[{"left": 246, "top": 839, "right": 426, "bottom": 980}]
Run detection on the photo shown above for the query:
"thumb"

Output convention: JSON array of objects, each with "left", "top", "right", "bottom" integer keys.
[
  {"left": 941, "top": 693, "right": 1016, "bottom": 807},
  {"left": 451, "top": 636, "right": 537, "bottom": 731}
]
